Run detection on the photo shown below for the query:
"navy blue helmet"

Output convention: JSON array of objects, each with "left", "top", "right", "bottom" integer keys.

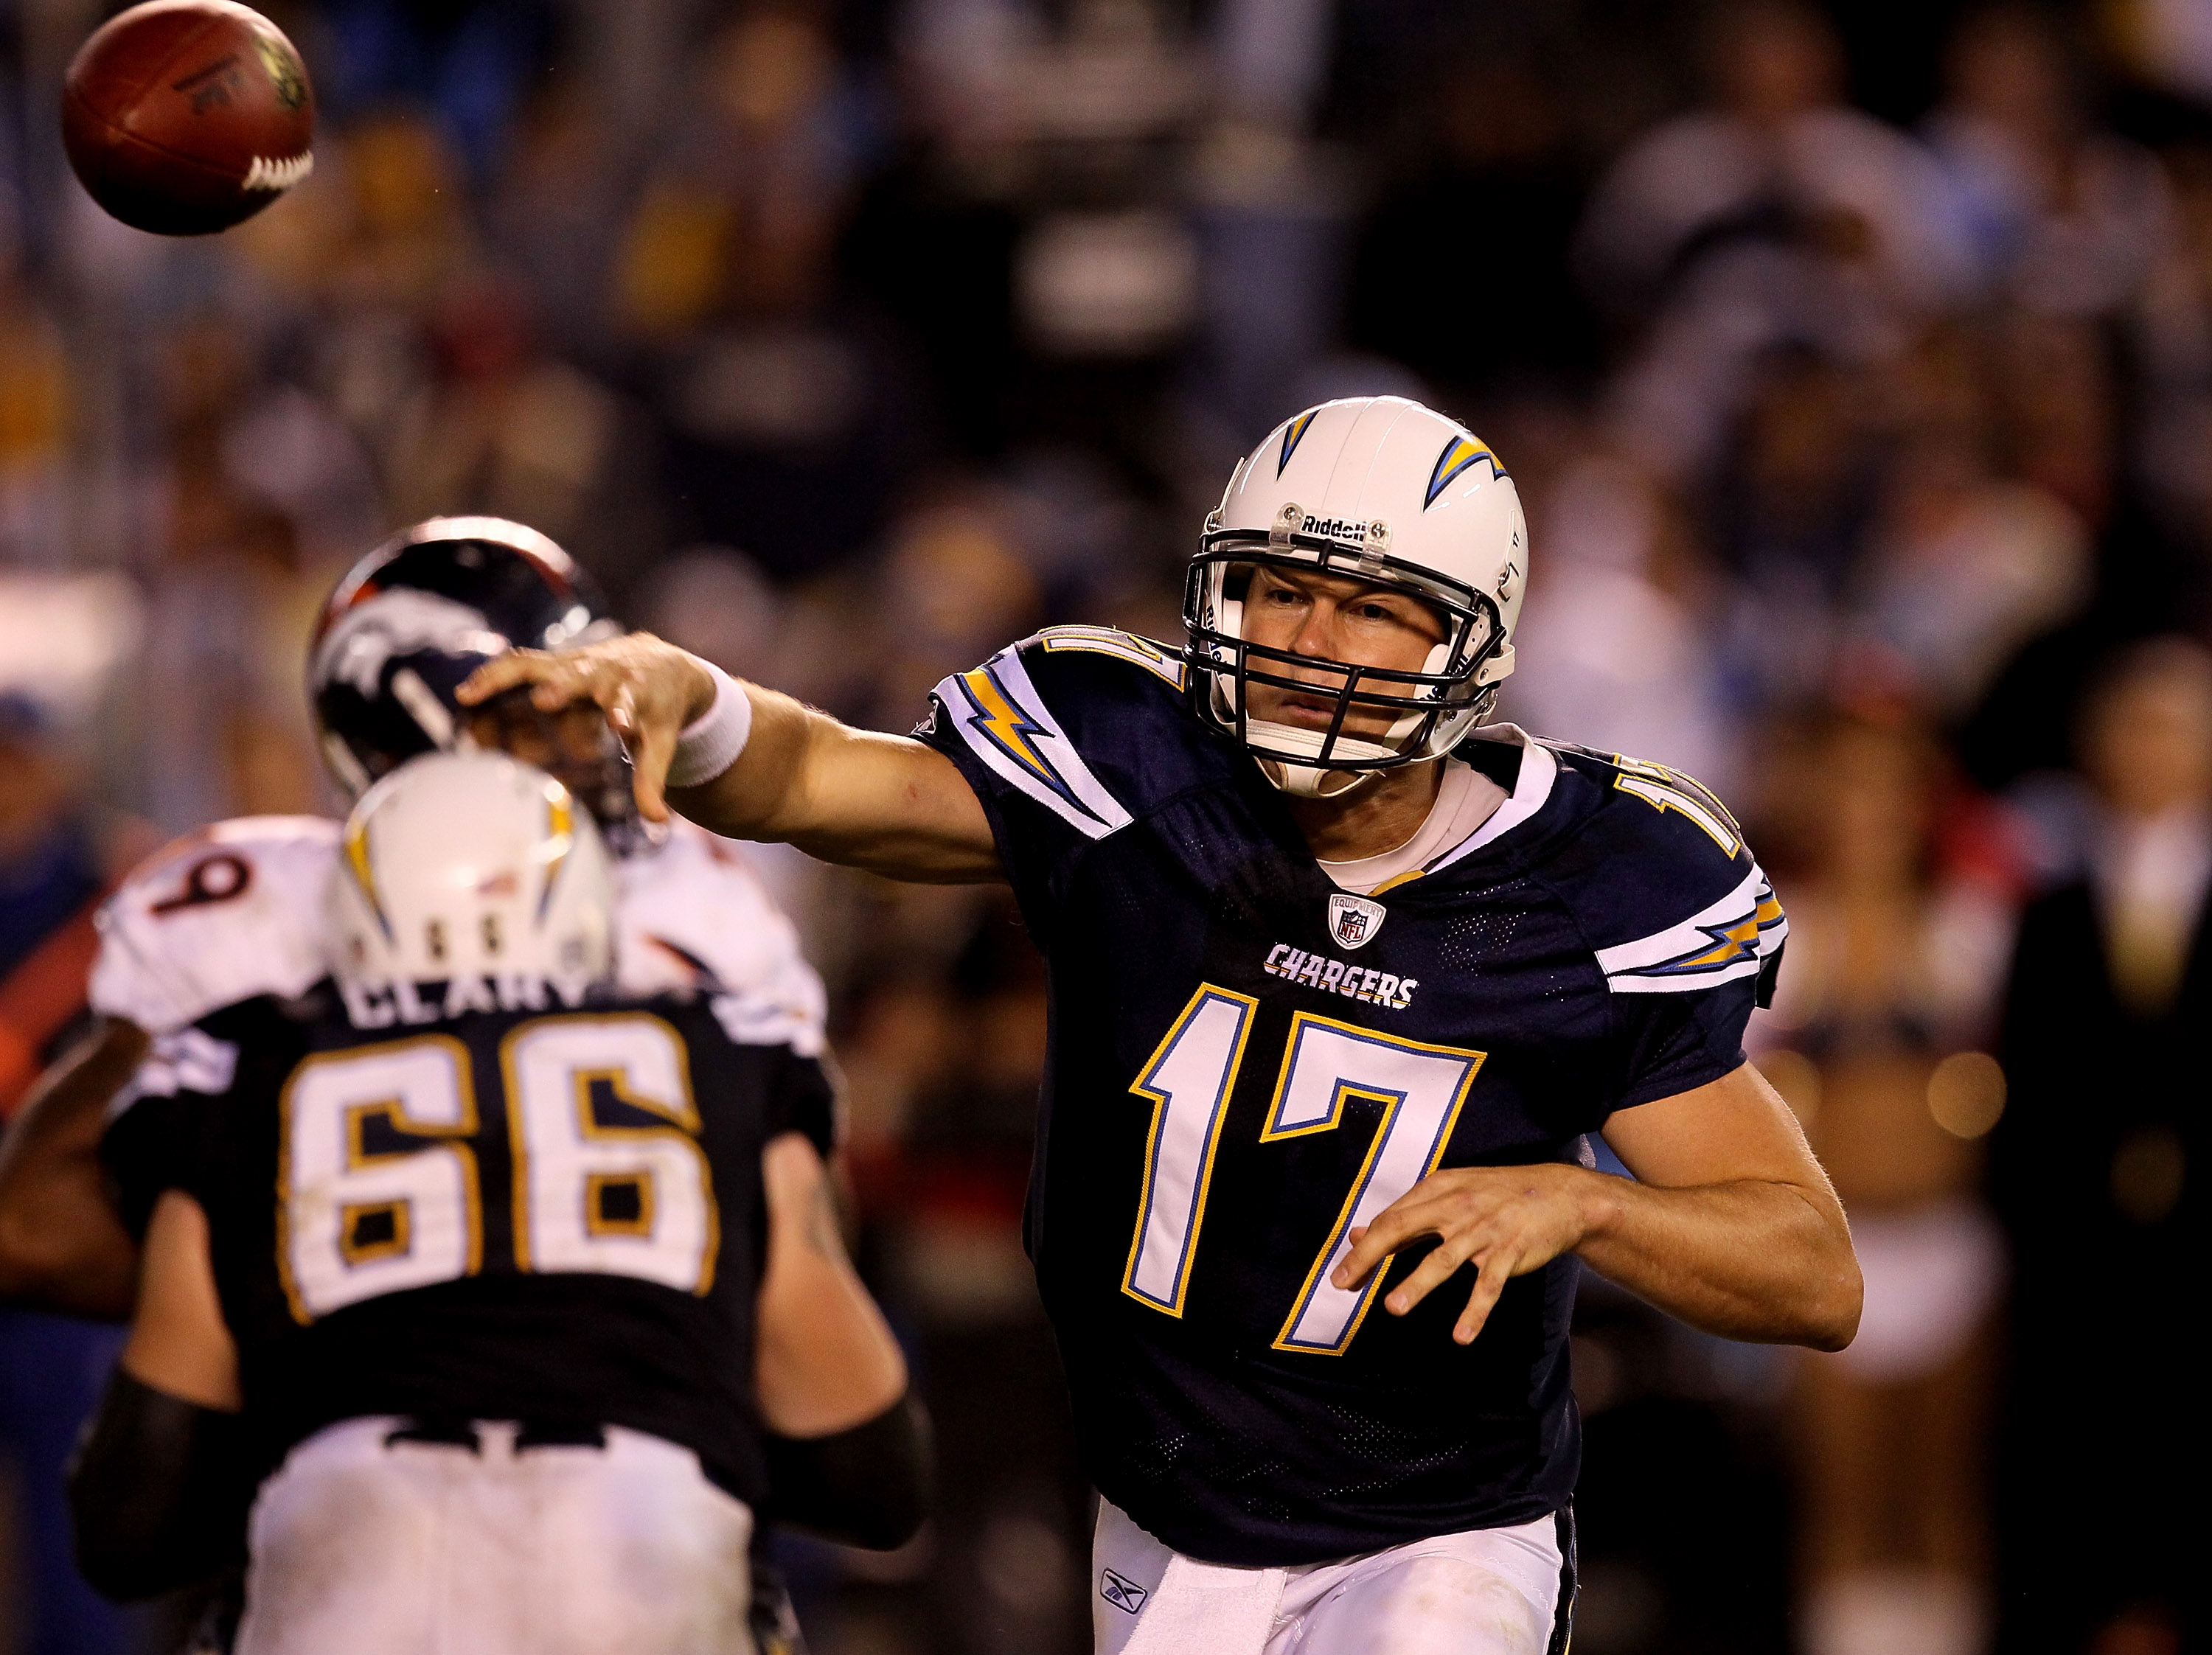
[{"left": 309, "top": 517, "right": 629, "bottom": 822}]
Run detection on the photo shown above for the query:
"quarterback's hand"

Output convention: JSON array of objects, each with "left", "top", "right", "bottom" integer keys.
[
  {"left": 1330, "top": 1163, "right": 1598, "bottom": 1345},
  {"left": 459, "top": 634, "right": 715, "bottom": 823}
]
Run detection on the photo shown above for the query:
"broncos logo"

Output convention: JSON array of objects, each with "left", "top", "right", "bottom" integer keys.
[{"left": 312, "top": 588, "right": 509, "bottom": 697}]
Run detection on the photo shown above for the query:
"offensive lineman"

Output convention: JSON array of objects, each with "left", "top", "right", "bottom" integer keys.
[
  {"left": 0, "top": 518, "right": 825, "bottom": 1317},
  {"left": 67, "top": 753, "right": 922, "bottom": 1653},
  {"left": 0, "top": 519, "right": 862, "bottom": 1643},
  {"left": 465, "top": 396, "right": 1863, "bottom": 1655}
]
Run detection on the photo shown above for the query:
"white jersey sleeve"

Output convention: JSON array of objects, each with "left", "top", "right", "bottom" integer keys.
[
  {"left": 88, "top": 818, "right": 341, "bottom": 1035},
  {"left": 613, "top": 820, "right": 829, "bottom": 1059}
]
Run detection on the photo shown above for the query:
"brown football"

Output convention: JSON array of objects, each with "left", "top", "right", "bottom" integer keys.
[{"left": 63, "top": 1, "right": 315, "bottom": 237}]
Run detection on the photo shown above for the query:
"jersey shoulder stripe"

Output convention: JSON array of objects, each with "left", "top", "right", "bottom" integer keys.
[
  {"left": 91, "top": 817, "right": 341, "bottom": 1034},
  {"left": 1519, "top": 740, "right": 1787, "bottom": 999},
  {"left": 931, "top": 644, "right": 1136, "bottom": 840},
  {"left": 1591, "top": 863, "right": 1787, "bottom": 994}
]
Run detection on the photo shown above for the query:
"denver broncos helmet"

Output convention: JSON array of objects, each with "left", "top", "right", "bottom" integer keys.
[{"left": 310, "top": 517, "right": 625, "bottom": 813}]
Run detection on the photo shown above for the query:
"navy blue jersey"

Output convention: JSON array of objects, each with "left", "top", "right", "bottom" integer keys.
[
  {"left": 102, "top": 985, "right": 836, "bottom": 1508},
  {"left": 917, "top": 627, "right": 1784, "bottom": 1566}
]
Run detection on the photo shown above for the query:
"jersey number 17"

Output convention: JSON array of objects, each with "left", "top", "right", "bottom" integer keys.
[{"left": 1122, "top": 987, "right": 1486, "bottom": 1356}]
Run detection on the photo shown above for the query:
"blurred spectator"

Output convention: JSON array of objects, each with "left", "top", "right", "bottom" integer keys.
[
  {"left": 1505, "top": 449, "right": 1742, "bottom": 793},
  {"left": 1853, "top": 327, "right": 2090, "bottom": 717},
  {"left": 1987, "top": 309, "right": 2120, "bottom": 536},
  {"left": 0, "top": 276, "right": 67, "bottom": 568},
  {"left": 857, "top": 492, "right": 1043, "bottom": 731},
  {"left": 1580, "top": 1, "right": 1969, "bottom": 323},
  {"left": 1708, "top": 345, "right": 1885, "bottom": 705},
  {"left": 0, "top": 680, "right": 153, "bottom": 1655},
  {"left": 1989, "top": 638, "right": 2210, "bottom": 1655},
  {"left": 634, "top": 544, "right": 788, "bottom": 681},
  {"left": 620, "top": 2, "right": 922, "bottom": 580},
  {"left": 1585, "top": 1, "right": 1970, "bottom": 481},
  {"left": 313, "top": 0, "right": 555, "bottom": 183},
  {"left": 1755, "top": 712, "right": 2012, "bottom": 1655},
  {"left": 385, "top": 271, "right": 653, "bottom": 593},
  {"left": 2134, "top": 139, "right": 2212, "bottom": 536},
  {"left": 1346, "top": 48, "right": 1601, "bottom": 406},
  {"left": 1925, "top": 7, "right": 2172, "bottom": 321}
]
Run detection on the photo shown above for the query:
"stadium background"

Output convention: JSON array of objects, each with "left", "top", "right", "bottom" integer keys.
[{"left": 1, "top": 0, "right": 2206, "bottom": 1651}]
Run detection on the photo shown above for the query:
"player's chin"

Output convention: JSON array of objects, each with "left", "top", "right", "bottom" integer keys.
[{"left": 1248, "top": 692, "right": 1394, "bottom": 744}]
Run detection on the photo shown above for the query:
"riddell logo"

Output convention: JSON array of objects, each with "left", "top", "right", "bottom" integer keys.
[{"left": 1301, "top": 515, "right": 1367, "bottom": 540}]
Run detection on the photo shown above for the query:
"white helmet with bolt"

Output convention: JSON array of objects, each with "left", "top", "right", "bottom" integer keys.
[
  {"left": 328, "top": 750, "right": 613, "bottom": 999},
  {"left": 1183, "top": 396, "right": 1527, "bottom": 796}
]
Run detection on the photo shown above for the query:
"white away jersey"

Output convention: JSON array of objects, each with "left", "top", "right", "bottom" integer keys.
[{"left": 90, "top": 815, "right": 827, "bottom": 1056}]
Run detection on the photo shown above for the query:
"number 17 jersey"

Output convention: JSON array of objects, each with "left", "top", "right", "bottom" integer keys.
[{"left": 919, "top": 630, "right": 1785, "bottom": 1567}]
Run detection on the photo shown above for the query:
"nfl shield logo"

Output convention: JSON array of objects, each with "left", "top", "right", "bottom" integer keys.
[{"left": 1326, "top": 893, "right": 1385, "bottom": 950}]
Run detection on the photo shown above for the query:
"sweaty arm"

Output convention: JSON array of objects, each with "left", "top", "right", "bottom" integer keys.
[
  {"left": 1335, "top": 1061, "right": 1861, "bottom": 1351},
  {"left": 0, "top": 1017, "right": 148, "bottom": 1316},
  {"left": 754, "top": 1132, "right": 929, "bottom": 1549},
  {"left": 459, "top": 634, "right": 1001, "bottom": 882},
  {"left": 70, "top": 1189, "right": 250, "bottom": 1600}
]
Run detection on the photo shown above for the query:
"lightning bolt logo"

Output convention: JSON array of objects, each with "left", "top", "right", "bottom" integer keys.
[
  {"left": 1619, "top": 895, "right": 1779, "bottom": 980},
  {"left": 956, "top": 667, "right": 1105, "bottom": 823},
  {"left": 343, "top": 818, "right": 393, "bottom": 941},
  {"left": 1425, "top": 435, "right": 1506, "bottom": 508}
]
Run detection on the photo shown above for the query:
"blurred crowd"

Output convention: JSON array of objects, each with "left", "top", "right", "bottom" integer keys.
[{"left": 2, "top": 1, "right": 2208, "bottom": 1653}]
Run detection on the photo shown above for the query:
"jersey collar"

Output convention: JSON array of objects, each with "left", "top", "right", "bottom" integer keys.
[{"left": 1405, "top": 725, "right": 1558, "bottom": 882}]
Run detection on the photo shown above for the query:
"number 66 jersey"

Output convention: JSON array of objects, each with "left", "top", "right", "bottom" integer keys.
[
  {"left": 919, "top": 630, "right": 1786, "bottom": 1567},
  {"left": 106, "top": 984, "right": 835, "bottom": 1510}
]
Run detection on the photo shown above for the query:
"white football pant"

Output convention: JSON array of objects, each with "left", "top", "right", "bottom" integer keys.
[
  {"left": 1093, "top": 1497, "right": 1565, "bottom": 1655},
  {"left": 235, "top": 1416, "right": 757, "bottom": 1655}
]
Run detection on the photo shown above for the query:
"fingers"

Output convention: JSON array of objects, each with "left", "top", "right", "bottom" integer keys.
[
  {"left": 1332, "top": 1201, "right": 1439, "bottom": 1292},
  {"left": 457, "top": 649, "right": 555, "bottom": 707},
  {"left": 623, "top": 684, "right": 677, "bottom": 825},
  {"left": 1382, "top": 1231, "right": 1478, "bottom": 1317},
  {"left": 1454, "top": 1261, "right": 1512, "bottom": 1345}
]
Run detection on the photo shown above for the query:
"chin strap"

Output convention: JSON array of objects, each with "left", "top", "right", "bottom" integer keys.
[{"left": 1258, "top": 757, "right": 1374, "bottom": 800}]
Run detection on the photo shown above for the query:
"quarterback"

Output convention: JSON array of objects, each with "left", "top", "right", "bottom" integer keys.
[{"left": 467, "top": 394, "right": 1863, "bottom": 1655}]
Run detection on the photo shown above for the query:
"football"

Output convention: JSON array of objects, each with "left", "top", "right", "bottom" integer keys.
[{"left": 61, "top": 0, "right": 314, "bottom": 237}]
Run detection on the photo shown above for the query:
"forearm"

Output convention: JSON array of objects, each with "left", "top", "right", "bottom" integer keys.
[
  {"left": 755, "top": 1134, "right": 911, "bottom": 1436},
  {"left": 675, "top": 685, "right": 1002, "bottom": 882},
  {"left": 69, "top": 1367, "right": 250, "bottom": 1600},
  {"left": 0, "top": 1020, "right": 146, "bottom": 1316},
  {"left": 1573, "top": 1171, "right": 1859, "bottom": 1349}
]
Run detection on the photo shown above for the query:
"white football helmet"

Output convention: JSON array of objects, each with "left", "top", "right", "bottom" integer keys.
[
  {"left": 328, "top": 751, "right": 613, "bottom": 994},
  {"left": 1185, "top": 396, "right": 1527, "bottom": 796}
]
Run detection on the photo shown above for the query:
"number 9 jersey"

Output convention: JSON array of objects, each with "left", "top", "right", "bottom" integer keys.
[{"left": 917, "top": 629, "right": 1785, "bottom": 1567}]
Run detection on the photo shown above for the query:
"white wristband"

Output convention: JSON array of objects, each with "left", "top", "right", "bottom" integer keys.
[{"left": 665, "top": 663, "right": 754, "bottom": 789}]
